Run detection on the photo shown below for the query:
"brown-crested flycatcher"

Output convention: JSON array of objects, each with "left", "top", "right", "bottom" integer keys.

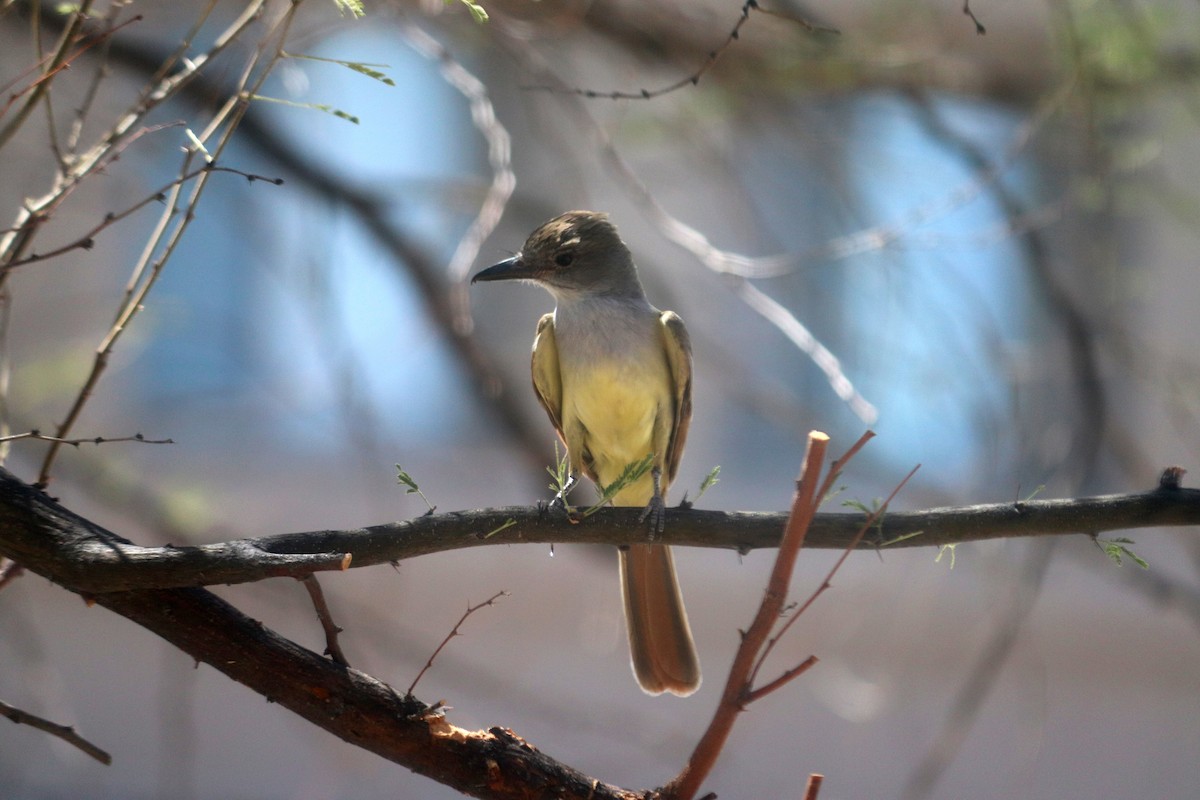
[{"left": 472, "top": 210, "right": 700, "bottom": 696}]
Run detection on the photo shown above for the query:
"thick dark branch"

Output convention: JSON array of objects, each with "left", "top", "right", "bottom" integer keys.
[
  {"left": 0, "top": 467, "right": 1197, "bottom": 593},
  {"left": 0, "top": 471, "right": 644, "bottom": 798},
  {"left": 89, "top": 587, "right": 640, "bottom": 800}
]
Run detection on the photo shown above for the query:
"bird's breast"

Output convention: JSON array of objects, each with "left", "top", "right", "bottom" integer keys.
[{"left": 551, "top": 300, "right": 673, "bottom": 484}]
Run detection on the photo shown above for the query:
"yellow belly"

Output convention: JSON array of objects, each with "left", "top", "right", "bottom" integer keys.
[{"left": 563, "top": 361, "right": 670, "bottom": 504}]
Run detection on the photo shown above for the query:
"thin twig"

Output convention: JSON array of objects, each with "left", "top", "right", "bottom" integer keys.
[
  {"left": 667, "top": 431, "right": 885, "bottom": 799},
  {"left": 804, "top": 773, "right": 824, "bottom": 800},
  {"left": 0, "top": 697, "right": 111, "bottom": 765},
  {"left": 740, "top": 654, "right": 818, "bottom": 704},
  {"left": 525, "top": 0, "right": 837, "bottom": 101},
  {"left": 731, "top": 280, "right": 878, "bottom": 424},
  {"left": 406, "top": 590, "right": 509, "bottom": 697},
  {"left": 0, "top": 2, "right": 100, "bottom": 150},
  {"left": 0, "top": 285, "right": 10, "bottom": 465},
  {"left": 963, "top": 0, "right": 987, "bottom": 35},
  {"left": 35, "top": 147, "right": 197, "bottom": 485},
  {"left": 399, "top": 24, "right": 515, "bottom": 333},
  {"left": 301, "top": 574, "right": 350, "bottom": 667},
  {"left": 748, "top": 461, "right": 920, "bottom": 695},
  {"left": 1, "top": 164, "right": 284, "bottom": 271},
  {"left": 0, "top": 0, "right": 271, "bottom": 284},
  {"left": 36, "top": 2, "right": 298, "bottom": 486},
  {"left": 0, "top": 430, "right": 173, "bottom": 446}
]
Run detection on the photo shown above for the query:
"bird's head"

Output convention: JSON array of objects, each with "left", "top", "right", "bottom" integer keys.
[{"left": 471, "top": 210, "right": 644, "bottom": 300}]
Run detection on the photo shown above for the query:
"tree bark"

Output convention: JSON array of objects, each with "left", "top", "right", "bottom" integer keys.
[{"left": 1, "top": 467, "right": 1195, "bottom": 593}]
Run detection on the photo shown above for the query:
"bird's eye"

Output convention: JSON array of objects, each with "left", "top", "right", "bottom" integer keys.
[{"left": 555, "top": 252, "right": 573, "bottom": 267}]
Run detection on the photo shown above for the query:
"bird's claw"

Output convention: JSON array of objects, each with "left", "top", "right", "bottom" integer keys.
[
  {"left": 638, "top": 493, "right": 667, "bottom": 538},
  {"left": 548, "top": 492, "right": 582, "bottom": 525}
]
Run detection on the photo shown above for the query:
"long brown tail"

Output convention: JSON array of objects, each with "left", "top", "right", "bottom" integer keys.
[{"left": 619, "top": 543, "right": 701, "bottom": 696}]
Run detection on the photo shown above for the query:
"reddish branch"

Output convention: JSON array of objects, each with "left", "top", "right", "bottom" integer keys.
[
  {"left": 666, "top": 431, "right": 831, "bottom": 798},
  {"left": 666, "top": 431, "right": 886, "bottom": 799},
  {"left": 745, "top": 462, "right": 921, "bottom": 694},
  {"left": 407, "top": 590, "right": 509, "bottom": 696}
]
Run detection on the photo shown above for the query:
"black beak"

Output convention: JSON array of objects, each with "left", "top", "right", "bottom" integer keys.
[{"left": 471, "top": 254, "right": 536, "bottom": 284}]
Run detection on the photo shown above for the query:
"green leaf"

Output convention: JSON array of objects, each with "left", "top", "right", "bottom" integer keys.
[
  {"left": 598, "top": 454, "right": 654, "bottom": 503},
  {"left": 843, "top": 496, "right": 890, "bottom": 542},
  {"left": 878, "top": 529, "right": 925, "bottom": 547},
  {"left": 396, "top": 465, "right": 434, "bottom": 512},
  {"left": 821, "top": 483, "right": 848, "bottom": 506},
  {"left": 1095, "top": 537, "right": 1150, "bottom": 569},
  {"left": 695, "top": 466, "right": 720, "bottom": 501},
  {"left": 282, "top": 52, "right": 396, "bottom": 86},
  {"left": 582, "top": 454, "right": 655, "bottom": 517},
  {"left": 1022, "top": 484, "right": 1046, "bottom": 502},
  {"left": 842, "top": 498, "right": 876, "bottom": 515},
  {"left": 396, "top": 467, "right": 420, "bottom": 494},
  {"left": 545, "top": 441, "right": 575, "bottom": 514},
  {"left": 483, "top": 518, "right": 517, "bottom": 539},
  {"left": 450, "top": 0, "right": 489, "bottom": 23},
  {"left": 333, "top": 0, "right": 365, "bottom": 18},
  {"left": 56, "top": 2, "right": 104, "bottom": 16},
  {"left": 249, "top": 94, "right": 361, "bottom": 125},
  {"left": 935, "top": 543, "right": 957, "bottom": 569}
]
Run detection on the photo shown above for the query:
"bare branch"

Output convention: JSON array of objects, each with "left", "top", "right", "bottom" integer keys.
[
  {"left": 0, "top": 431, "right": 173, "bottom": 446},
  {"left": 0, "top": 164, "right": 284, "bottom": 271},
  {"left": 963, "top": 0, "right": 987, "bottom": 35},
  {"left": 525, "top": 0, "right": 837, "bottom": 101},
  {"left": 301, "top": 574, "right": 350, "bottom": 667},
  {"left": 0, "top": 466, "right": 1196, "bottom": 594},
  {"left": 748, "top": 462, "right": 919, "bottom": 692},
  {"left": 399, "top": 24, "right": 515, "bottom": 328},
  {"left": 0, "top": 697, "right": 112, "bottom": 765},
  {"left": 667, "top": 430, "right": 836, "bottom": 800},
  {"left": 740, "top": 654, "right": 818, "bottom": 705},
  {"left": 34, "top": 2, "right": 300, "bottom": 486},
  {"left": 407, "top": 590, "right": 509, "bottom": 697}
]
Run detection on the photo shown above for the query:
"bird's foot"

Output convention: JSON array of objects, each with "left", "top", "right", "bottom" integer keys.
[
  {"left": 638, "top": 492, "right": 667, "bottom": 537},
  {"left": 548, "top": 492, "right": 582, "bottom": 525},
  {"left": 637, "top": 466, "right": 667, "bottom": 538}
]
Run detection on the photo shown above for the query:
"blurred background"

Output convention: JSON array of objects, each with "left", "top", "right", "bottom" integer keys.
[{"left": 1, "top": 0, "right": 1199, "bottom": 798}]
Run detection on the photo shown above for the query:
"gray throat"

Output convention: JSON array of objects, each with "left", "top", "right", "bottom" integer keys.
[{"left": 551, "top": 292, "right": 661, "bottom": 364}]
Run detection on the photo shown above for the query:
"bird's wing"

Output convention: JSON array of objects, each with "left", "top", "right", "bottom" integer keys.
[
  {"left": 531, "top": 312, "right": 565, "bottom": 440},
  {"left": 659, "top": 311, "right": 693, "bottom": 486}
]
